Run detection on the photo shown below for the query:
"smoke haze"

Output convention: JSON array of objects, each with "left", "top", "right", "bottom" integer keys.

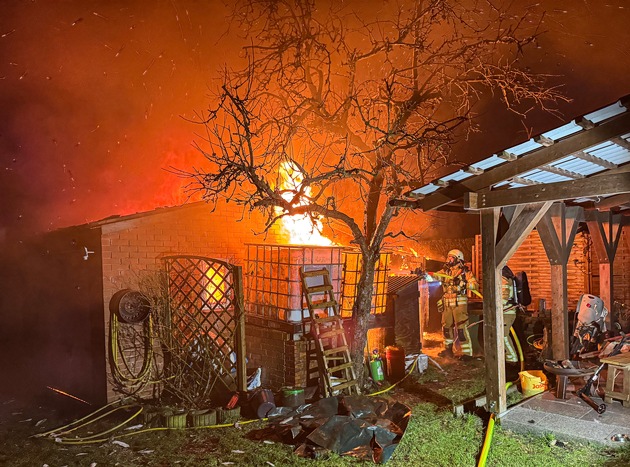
[{"left": 1, "top": 0, "right": 629, "bottom": 240}]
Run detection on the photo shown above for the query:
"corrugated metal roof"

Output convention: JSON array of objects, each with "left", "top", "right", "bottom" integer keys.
[
  {"left": 387, "top": 274, "right": 420, "bottom": 294},
  {"left": 404, "top": 96, "right": 630, "bottom": 212}
]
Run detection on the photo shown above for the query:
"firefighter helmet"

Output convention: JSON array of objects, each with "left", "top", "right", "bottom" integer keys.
[{"left": 446, "top": 249, "right": 465, "bottom": 264}]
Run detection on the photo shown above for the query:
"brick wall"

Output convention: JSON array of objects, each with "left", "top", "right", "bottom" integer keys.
[
  {"left": 591, "top": 226, "right": 630, "bottom": 307},
  {"left": 506, "top": 230, "right": 589, "bottom": 311},
  {"left": 244, "top": 318, "right": 312, "bottom": 390},
  {"left": 99, "top": 201, "right": 285, "bottom": 401}
]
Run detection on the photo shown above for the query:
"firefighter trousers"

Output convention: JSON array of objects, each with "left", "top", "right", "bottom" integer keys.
[
  {"left": 441, "top": 303, "right": 473, "bottom": 356},
  {"left": 504, "top": 310, "right": 518, "bottom": 363}
]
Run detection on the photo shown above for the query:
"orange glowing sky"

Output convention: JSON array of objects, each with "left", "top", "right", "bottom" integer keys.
[{"left": 1, "top": 0, "right": 629, "bottom": 240}]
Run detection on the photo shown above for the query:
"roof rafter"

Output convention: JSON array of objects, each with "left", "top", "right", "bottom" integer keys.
[
  {"left": 537, "top": 165, "right": 584, "bottom": 179},
  {"left": 464, "top": 172, "right": 630, "bottom": 210},
  {"left": 572, "top": 150, "right": 618, "bottom": 169},
  {"left": 409, "top": 110, "right": 630, "bottom": 211}
]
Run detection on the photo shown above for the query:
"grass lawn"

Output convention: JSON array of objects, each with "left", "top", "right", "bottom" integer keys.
[{"left": 2, "top": 342, "right": 630, "bottom": 466}]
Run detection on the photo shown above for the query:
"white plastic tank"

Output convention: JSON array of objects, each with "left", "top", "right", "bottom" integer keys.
[{"left": 575, "top": 294, "right": 608, "bottom": 332}]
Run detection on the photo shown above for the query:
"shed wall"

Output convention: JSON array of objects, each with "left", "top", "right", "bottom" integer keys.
[{"left": 99, "top": 202, "right": 285, "bottom": 401}]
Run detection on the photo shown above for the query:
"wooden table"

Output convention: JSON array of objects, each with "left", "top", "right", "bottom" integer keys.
[{"left": 601, "top": 352, "right": 630, "bottom": 407}]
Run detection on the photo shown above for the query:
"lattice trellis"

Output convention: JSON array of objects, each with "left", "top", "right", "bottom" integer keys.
[{"left": 162, "top": 256, "right": 246, "bottom": 406}]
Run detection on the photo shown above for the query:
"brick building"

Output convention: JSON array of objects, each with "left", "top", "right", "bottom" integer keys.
[{"left": 1, "top": 199, "right": 627, "bottom": 408}]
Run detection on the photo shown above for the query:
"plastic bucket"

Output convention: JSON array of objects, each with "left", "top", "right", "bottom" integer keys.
[
  {"left": 519, "top": 370, "right": 548, "bottom": 397},
  {"left": 385, "top": 345, "right": 406, "bottom": 381},
  {"left": 281, "top": 387, "right": 305, "bottom": 407}
]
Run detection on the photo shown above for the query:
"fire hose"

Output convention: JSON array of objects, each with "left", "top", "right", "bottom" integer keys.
[
  {"left": 465, "top": 289, "right": 525, "bottom": 467},
  {"left": 35, "top": 398, "right": 266, "bottom": 445},
  {"left": 109, "top": 311, "right": 156, "bottom": 395}
]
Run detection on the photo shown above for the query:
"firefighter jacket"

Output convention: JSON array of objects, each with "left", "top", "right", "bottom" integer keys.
[
  {"left": 438, "top": 264, "right": 478, "bottom": 307},
  {"left": 502, "top": 275, "right": 517, "bottom": 312}
]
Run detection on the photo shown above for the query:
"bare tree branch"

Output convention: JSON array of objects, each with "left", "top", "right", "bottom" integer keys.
[{"left": 181, "top": 0, "right": 568, "bottom": 384}]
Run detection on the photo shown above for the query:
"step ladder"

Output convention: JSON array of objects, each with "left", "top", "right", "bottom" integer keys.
[{"left": 300, "top": 267, "right": 360, "bottom": 397}]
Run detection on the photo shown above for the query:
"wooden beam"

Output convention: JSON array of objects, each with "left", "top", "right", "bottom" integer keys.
[
  {"left": 536, "top": 204, "right": 583, "bottom": 363},
  {"left": 495, "top": 202, "right": 554, "bottom": 266},
  {"left": 510, "top": 176, "right": 541, "bottom": 186},
  {"left": 586, "top": 211, "right": 624, "bottom": 262},
  {"left": 538, "top": 165, "right": 584, "bottom": 179},
  {"left": 550, "top": 264, "right": 570, "bottom": 359},
  {"left": 501, "top": 205, "right": 525, "bottom": 225},
  {"left": 481, "top": 207, "right": 506, "bottom": 416},
  {"left": 537, "top": 204, "right": 583, "bottom": 265},
  {"left": 594, "top": 193, "right": 630, "bottom": 211},
  {"left": 557, "top": 205, "right": 583, "bottom": 262},
  {"left": 415, "top": 111, "right": 630, "bottom": 211},
  {"left": 612, "top": 136, "right": 630, "bottom": 151},
  {"left": 586, "top": 211, "right": 624, "bottom": 328},
  {"left": 572, "top": 150, "right": 618, "bottom": 169},
  {"left": 537, "top": 211, "right": 562, "bottom": 262},
  {"left": 233, "top": 266, "right": 248, "bottom": 393},
  {"left": 464, "top": 172, "right": 630, "bottom": 210}
]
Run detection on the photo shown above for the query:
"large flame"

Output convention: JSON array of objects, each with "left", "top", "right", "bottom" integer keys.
[{"left": 277, "top": 161, "right": 332, "bottom": 245}]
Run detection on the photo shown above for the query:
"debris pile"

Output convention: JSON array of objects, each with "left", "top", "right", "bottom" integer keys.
[{"left": 247, "top": 395, "right": 411, "bottom": 463}]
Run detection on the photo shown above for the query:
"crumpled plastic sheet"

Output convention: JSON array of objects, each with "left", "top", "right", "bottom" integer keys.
[{"left": 249, "top": 395, "right": 410, "bottom": 464}]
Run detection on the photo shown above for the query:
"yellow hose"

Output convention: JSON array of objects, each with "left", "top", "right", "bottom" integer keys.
[
  {"left": 110, "top": 312, "right": 154, "bottom": 393},
  {"left": 51, "top": 404, "right": 139, "bottom": 438},
  {"left": 53, "top": 417, "right": 266, "bottom": 445},
  {"left": 510, "top": 326, "right": 525, "bottom": 373},
  {"left": 477, "top": 413, "right": 495, "bottom": 467},
  {"left": 367, "top": 354, "right": 419, "bottom": 396},
  {"left": 59, "top": 407, "right": 143, "bottom": 442},
  {"left": 33, "top": 399, "right": 124, "bottom": 438},
  {"left": 475, "top": 329, "right": 522, "bottom": 467}
]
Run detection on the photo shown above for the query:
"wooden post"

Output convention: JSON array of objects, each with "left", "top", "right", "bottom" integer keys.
[
  {"left": 481, "top": 207, "right": 506, "bottom": 415},
  {"left": 550, "top": 264, "right": 569, "bottom": 359},
  {"left": 537, "top": 204, "right": 582, "bottom": 362},
  {"left": 233, "top": 265, "right": 248, "bottom": 393},
  {"left": 586, "top": 211, "right": 623, "bottom": 329},
  {"left": 478, "top": 202, "right": 552, "bottom": 415}
]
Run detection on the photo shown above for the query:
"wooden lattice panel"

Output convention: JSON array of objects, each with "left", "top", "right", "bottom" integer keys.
[{"left": 162, "top": 256, "right": 246, "bottom": 405}]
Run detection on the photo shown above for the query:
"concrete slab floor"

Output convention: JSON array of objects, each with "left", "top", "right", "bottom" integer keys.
[{"left": 500, "top": 389, "right": 630, "bottom": 447}]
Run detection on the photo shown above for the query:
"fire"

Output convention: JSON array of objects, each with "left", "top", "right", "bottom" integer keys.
[
  {"left": 277, "top": 161, "right": 332, "bottom": 245},
  {"left": 47, "top": 386, "right": 91, "bottom": 405},
  {"left": 203, "top": 266, "right": 226, "bottom": 307}
]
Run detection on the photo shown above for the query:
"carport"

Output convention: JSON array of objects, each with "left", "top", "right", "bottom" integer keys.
[{"left": 393, "top": 96, "right": 630, "bottom": 416}]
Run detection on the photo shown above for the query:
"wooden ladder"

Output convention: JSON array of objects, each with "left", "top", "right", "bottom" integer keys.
[{"left": 300, "top": 267, "right": 360, "bottom": 397}]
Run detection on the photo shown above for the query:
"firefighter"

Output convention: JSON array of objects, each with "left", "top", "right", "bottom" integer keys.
[
  {"left": 501, "top": 266, "right": 519, "bottom": 363},
  {"left": 433, "top": 249, "right": 479, "bottom": 360}
]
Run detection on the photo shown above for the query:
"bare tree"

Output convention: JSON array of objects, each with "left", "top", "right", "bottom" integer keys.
[{"left": 184, "top": 0, "right": 566, "bottom": 384}]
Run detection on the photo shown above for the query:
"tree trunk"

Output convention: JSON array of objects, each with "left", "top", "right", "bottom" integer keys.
[{"left": 349, "top": 254, "right": 377, "bottom": 387}]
